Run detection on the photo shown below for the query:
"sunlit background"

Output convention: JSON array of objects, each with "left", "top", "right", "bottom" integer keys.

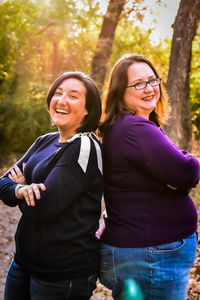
[
  {"left": 0, "top": 0, "right": 199, "bottom": 155},
  {"left": 0, "top": 2, "right": 200, "bottom": 299},
  {"left": 98, "top": 0, "right": 180, "bottom": 43}
]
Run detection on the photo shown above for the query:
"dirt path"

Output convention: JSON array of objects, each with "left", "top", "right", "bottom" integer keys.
[{"left": 0, "top": 202, "right": 21, "bottom": 299}]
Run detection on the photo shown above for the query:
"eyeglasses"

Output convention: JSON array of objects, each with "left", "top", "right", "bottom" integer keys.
[{"left": 127, "top": 78, "right": 161, "bottom": 90}]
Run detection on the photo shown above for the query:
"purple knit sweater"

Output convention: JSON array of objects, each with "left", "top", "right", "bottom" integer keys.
[{"left": 101, "top": 113, "right": 200, "bottom": 247}]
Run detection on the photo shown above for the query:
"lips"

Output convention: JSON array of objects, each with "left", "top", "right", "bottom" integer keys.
[
  {"left": 56, "top": 109, "right": 69, "bottom": 114},
  {"left": 142, "top": 95, "right": 154, "bottom": 101}
]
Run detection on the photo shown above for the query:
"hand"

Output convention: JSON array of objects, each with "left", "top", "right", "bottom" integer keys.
[
  {"left": 167, "top": 184, "right": 178, "bottom": 190},
  {"left": 8, "top": 163, "right": 26, "bottom": 184},
  {"left": 95, "top": 218, "right": 105, "bottom": 239},
  {"left": 95, "top": 210, "right": 107, "bottom": 239},
  {"left": 17, "top": 183, "right": 46, "bottom": 207}
]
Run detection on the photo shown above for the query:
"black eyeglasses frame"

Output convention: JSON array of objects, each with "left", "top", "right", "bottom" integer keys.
[{"left": 127, "top": 78, "right": 162, "bottom": 90}]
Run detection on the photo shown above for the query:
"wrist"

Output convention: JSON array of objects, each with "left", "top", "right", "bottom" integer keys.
[{"left": 15, "top": 184, "right": 25, "bottom": 199}]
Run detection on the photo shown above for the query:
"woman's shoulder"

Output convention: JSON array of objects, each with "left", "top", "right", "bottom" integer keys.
[
  {"left": 39, "top": 131, "right": 59, "bottom": 141},
  {"left": 60, "top": 133, "right": 101, "bottom": 160},
  {"left": 26, "top": 132, "right": 59, "bottom": 153},
  {"left": 58, "top": 133, "right": 102, "bottom": 175},
  {"left": 34, "top": 131, "right": 59, "bottom": 145},
  {"left": 114, "top": 113, "right": 158, "bottom": 133},
  {"left": 123, "top": 113, "right": 156, "bottom": 125}
]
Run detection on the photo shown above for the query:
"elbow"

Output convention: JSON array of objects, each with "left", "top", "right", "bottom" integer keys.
[
  {"left": 0, "top": 198, "right": 19, "bottom": 207},
  {"left": 170, "top": 177, "right": 199, "bottom": 191},
  {"left": 173, "top": 163, "right": 200, "bottom": 190}
]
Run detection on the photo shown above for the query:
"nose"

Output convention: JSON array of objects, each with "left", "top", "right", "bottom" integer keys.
[
  {"left": 144, "top": 82, "right": 154, "bottom": 91},
  {"left": 58, "top": 93, "right": 68, "bottom": 103}
]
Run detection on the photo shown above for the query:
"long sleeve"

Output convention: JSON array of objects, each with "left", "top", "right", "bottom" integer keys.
[
  {"left": 0, "top": 135, "right": 45, "bottom": 206},
  {"left": 123, "top": 118, "right": 200, "bottom": 190},
  {"left": 101, "top": 114, "right": 198, "bottom": 247},
  {"left": 18, "top": 139, "right": 100, "bottom": 222},
  {"left": 0, "top": 177, "right": 18, "bottom": 206},
  {"left": 19, "top": 159, "right": 85, "bottom": 222}
]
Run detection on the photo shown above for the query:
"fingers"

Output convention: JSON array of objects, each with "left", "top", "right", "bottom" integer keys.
[
  {"left": 22, "top": 162, "right": 26, "bottom": 173},
  {"left": 13, "top": 164, "right": 23, "bottom": 176},
  {"left": 8, "top": 167, "right": 18, "bottom": 181},
  {"left": 14, "top": 164, "right": 26, "bottom": 183},
  {"left": 8, "top": 164, "right": 26, "bottom": 184},
  {"left": 19, "top": 183, "right": 46, "bottom": 207},
  {"left": 39, "top": 184, "right": 46, "bottom": 191},
  {"left": 8, "top": 173, "right": 15, "bottom": 181},
  {"left": 23, "top": 186, "right": 36, "bottom": 207},
  {"left": 167, "top": 184, "right": 178, "bottom": 190},
  {"left": 31, "top": 184, "right": 46, "bottom": 200}
]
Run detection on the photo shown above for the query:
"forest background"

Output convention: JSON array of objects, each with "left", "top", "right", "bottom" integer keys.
[
  {"left": 0, "top": 0, "right": 200, "bottom": 160},
  {"left": 0, "top": 1, "right": 200, "bottom": 299}
]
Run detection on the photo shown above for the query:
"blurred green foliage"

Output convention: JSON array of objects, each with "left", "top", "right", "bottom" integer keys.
[{"left": 0, "top": 0, "right": 199, "bottom": 159}]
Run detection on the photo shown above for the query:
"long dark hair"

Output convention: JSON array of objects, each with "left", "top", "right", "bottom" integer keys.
[
  {"left": 46, "top": 72, "right": 102, "bottom": 133},
  {"left": 99, "top": 54, "right": 170, "bottom": 135}
]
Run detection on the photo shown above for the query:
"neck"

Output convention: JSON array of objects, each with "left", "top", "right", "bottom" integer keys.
[
  {"left": 136, "top": 112, "right": 150, "bottom": 120},
  {"left": 58, "top": 130, "right": 75, "bottom": 143}
]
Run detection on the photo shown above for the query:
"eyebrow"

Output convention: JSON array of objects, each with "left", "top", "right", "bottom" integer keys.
[
  {"left": 69, "top": 89, "right": 81, "bottom": 93},
  {"left": 55, "top": 87, "right": 81, "bottom": 94},
  {"left": 129, "top": 75, "right": 157, "bottom": 85}
]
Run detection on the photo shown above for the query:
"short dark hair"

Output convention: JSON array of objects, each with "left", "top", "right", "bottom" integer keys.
[
  {"left": 46, "top": 72, "right": 102, "bottom": 132},
  {"left": 99, "top": 54, "right": 170, "bottom": 135}
]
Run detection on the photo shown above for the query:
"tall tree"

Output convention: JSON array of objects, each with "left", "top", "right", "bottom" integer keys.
[
  {"left": 165, "top": 0, "right": 200, "bottom": 151},
  {"left": 91, "top": 0, "right": 126, "bottom": 90}
]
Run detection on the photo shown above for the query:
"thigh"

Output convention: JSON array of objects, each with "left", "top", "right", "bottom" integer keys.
[
  {"left": 69, "top": 274, "right": 97, "bottom": 300},
  {"left": 30, "top": 277, "right": 71, "bottom": 300},
  {"left": 4, "top": 260, "right": 31, "bottom": 300},
  {"left": 30, "top": 274, "right": 97, "bottom": 300},
  {"left": 100, "top": 243, "right": 126, "bottom": 299},
  {"left": 100, "top": 234, "right": 198, "bottom": 300},
  {"left": 149, "top": 232, "right": 198, "bottom": 300},
  {"left": 100, "top": 242, "right": 151, "bottom": 299},
  {"left": 99, "top": 243, "right": 117, "bottom": 291}
]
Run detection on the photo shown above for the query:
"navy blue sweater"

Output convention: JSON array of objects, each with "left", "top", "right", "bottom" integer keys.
[{"left": 0, "top": 132, "right": 103, "bottom": 280}]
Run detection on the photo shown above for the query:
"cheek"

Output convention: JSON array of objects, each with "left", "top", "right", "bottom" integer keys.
[
  {"left": 49, "top": 105, "right": 54, "bottom": 116},
  {"left": 77, "top": 100, "right": 88, "bottom": 117},
  {"left": 49, "top": 99, "right": 55, "bottom": 111},
  {"left": 124, "top": 93, "right": 138, "bottom": 109},
  {"left": 78, "top": 108, "right": 88, "bottom": 122},
  {"left": 83, "top": 106, "right": 88, "bottom": 117},
  {"left": 49, "top": 101, "right": 57, "bottom": 119},
  {"left": 156, "top": 89, "right": 160, "bottom": 102}
]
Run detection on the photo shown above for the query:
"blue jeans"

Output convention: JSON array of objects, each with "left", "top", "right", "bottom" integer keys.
[
  {"left": 100, "top": 232, "right": 198, "bottom": 300},
  {"left": 4, "top": 260, "right": 97, "bottom": 300}
]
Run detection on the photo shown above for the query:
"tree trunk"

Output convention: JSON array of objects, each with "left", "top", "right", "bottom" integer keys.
[
  {"left": 91, "top": 0, "right": 125, "bottom": 91},
  {"left": 165, "top": 0, "right": 200, "bottom": 151}
]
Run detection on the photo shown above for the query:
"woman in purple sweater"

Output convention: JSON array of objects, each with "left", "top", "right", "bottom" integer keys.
[{"left": 98, "top": 54, "right": 199, "bottom": 300}]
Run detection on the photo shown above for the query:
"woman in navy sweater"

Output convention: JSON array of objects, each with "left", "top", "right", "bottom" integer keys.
[
  {"left": 98, "top": 54, "right": 200, "bottom": 300},
  {"left": 0, "top": 72, "right": 103, "bottom": 300}
]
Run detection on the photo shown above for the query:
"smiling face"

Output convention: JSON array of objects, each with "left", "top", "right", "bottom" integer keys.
[
  {"left": 123, "top": 62, "right": 160, "bottom": 119},
  {"left": 49, "top": 78, "right": 88, "bottom": 141}
]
